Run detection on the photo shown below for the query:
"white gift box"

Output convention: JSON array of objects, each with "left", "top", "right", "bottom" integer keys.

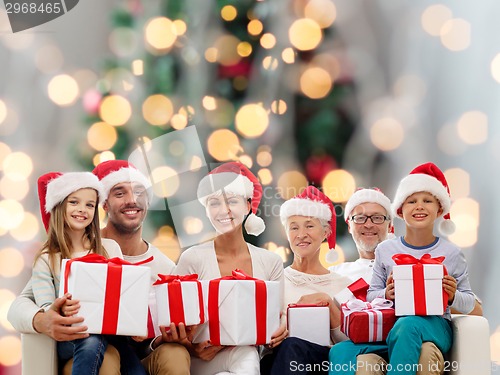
[
  {"left": 393, "top": 264, "right": 446, "bottom": 316},
  {"left": 155, "top": 278, "right": 204, "bottom": 327},
  {"left": 287, "top": 305, "right": 330, "bottom": 346},
  {"left": 193, "top": 278, "right": 281, "bottom": 346},
  {"left": 59, "top": 258, "right": 151, "bottom": 336}
]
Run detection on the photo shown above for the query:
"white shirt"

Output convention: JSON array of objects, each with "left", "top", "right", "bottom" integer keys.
[{"left": 328, "top": 258, "right": 375, "bottom": 283}]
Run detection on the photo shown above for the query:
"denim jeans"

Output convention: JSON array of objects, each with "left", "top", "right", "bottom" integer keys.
[
  {"left": 58, "top": 335, "right": 146, "bottom": 375},
  {"left": 58, "top": 334, "right": 108, "bottom": 375}
]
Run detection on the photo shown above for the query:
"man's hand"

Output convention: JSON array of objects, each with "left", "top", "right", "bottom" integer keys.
[
  {"left": 34, "top": 294, "right": 89, "bottom": 341},
  {"left": 152, "top": 323, "right": 198, "bottom": 349},
  {"left": 189, "top": 340, "right": 224, "bottom": 361}
]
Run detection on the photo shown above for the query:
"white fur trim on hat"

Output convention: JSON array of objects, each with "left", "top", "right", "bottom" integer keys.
[
  {"left": 244, "top": 213, "right": 266, "bottom": 236},
  {"left": 45, "top": 172, "right": 104, "bottom": 213},
  {"left": 100, "top": 167, "right": 152, "bottom": 202},
  {"left": 197, "top": 173, "right": 253, "bottom": 207},
  {"left": 279, "top": 198, "right": 332, "bottom": 227},
  {"left": 391, "top": 174, "right": 451, "bottom": 219},
  {"left": 344, "top": 189, "right": 392, "bottom": 221}
]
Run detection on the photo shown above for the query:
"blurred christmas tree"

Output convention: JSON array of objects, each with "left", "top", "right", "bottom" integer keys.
[{"left": 76, "top": 0, "right": 358, "bottom": 263}]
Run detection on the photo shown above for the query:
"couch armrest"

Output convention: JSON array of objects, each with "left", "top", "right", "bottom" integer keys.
[
  {"left": 448, "top": 314, "right": 491, "bottom": 375},
  {"left": 21, "top": 333, "right": 57, "bottom": 375}
]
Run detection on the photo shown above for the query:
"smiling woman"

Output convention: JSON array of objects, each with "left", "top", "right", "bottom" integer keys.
[{"left": 175, "top": 161, "right": 285, "bottom": 375}]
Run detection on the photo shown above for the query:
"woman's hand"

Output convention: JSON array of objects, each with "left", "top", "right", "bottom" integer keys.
[
  {"left": 152, "top": 323, "right": 198, "bottom": 349},
  {"left": 266, "top": 320, "right": 288, "bottom": 349},
  {"left": 61, "top": 294, "right": 80, "bottom": 317},
  {"left": 442, "top": 275, "right": 457, "bottom": 304},
  {"left": 296, "top": 292, "right": 331, "bottom": 306}
]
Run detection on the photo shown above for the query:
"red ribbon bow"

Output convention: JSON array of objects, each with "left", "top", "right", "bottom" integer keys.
[
  {"left": 392, "top": 253, "right": 448, "bottom": 315},
  {"left": 152, "top": 273, "right": 204, "bottom": 325},
  {"left": 63, "top": 253, "right": 153, "bottom": 335},
  {"left": 208, "top": 269, "right": 267, "bottom": 345}
]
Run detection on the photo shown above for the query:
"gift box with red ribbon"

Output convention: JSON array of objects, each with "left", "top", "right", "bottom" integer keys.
[
  {"left": 392, "top": 253, "right": 448, "bottom": 316},
  {"left": 287, "top": 304, "right": 330, "bottom": 346},
  {"left": 192, "top": 269, "right": 280, "bottom": 346},
  {"left": 334, "top": 277, "right": 369, "bottom": 307},
  {"left": 59, "top": 254, "right": 152, "bottom": 336},
  {"left": 341, "top": 298, "right": 395, "bottom": 343},
  {"left": 154, "top": 274, "right": 205, "bottom": 328}
]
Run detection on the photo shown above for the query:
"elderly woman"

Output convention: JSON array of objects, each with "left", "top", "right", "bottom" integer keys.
[
  {"left": 261, "top": 186, "right": 352, "bottom": 375},
  {"left": 175, "top": 162, "right": 285, "bottom": 375}
]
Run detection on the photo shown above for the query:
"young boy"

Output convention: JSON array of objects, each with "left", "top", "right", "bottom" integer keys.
[{"left": 366, "top": 162, "right": 475, "bottom": 375}]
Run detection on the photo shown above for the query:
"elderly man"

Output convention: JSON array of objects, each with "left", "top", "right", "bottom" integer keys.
[{"left": 8, "top": 160, "right": 190, "bottom": 374}]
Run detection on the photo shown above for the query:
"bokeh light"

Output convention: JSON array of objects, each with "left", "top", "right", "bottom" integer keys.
[
  {"left": 47, "top": 74, "right": 79, "bottom": 106},
  {"left": 448, "top": 198, "right": 479, "bottom": 248},
  {"left": 370, "top": 118, "right": 405, "bottom": 151},
  {"left": 440, "top": 18, "right": 471, "bottom": 51},
  {"left": 421, "top": 4, "right": 452, "bottom": 37},
  {"left": 152, "top": 226, "right": 181, "bottom": 263},
  {"left": 456, "top": 111, "right": 488, "bottom": 145},
  {"left": 258, "top": 168, "right": 273, "bottom": 185},
  {"left": 207, "top": 129, "right": 242, "bottom": 161},
  {"left": 0, "top": 200, "right": 24, "bottom": 230},
  {"left": 276, "top": 170, "right": 308, "bottom": 199},
  {"left": 87, "top": 122, "right": 118, "bottom": 151},
  {"left": 289, "top": 18, "right": 322, "bottom": 51},
  {"left": 0, "top": 335, "right": 21, "bottom": 366},
  {"left": 304, "top": 0, "right": 337, "bottom": 29},
  {"left": 264, "top": 242, "right": 291, "bottom": 263},
  {"left": 260, "top": 33, "right": 276, "bottom": 49},
  {"left": 282, "top": 48, "right": 296, "bottom": 64},
  {"left": 144, "top": 17, "right": 177, "bottom": 53},
  {"left": 99, "top": 95, "right": 132, "bottom": 126},
  {"left": 9, "top": 213, "right": 39, "bottom": 242},
  {"left": 142, "top": 94, "right": 174, "bottom": 126},
  {"left": 151, "top": 166, "right": 179, "bottom": 198},
  {"left": 322, "top": 169, "right": 355, "bottom": 203},
  {"left": 235, "top": 103, "right": 269, "bottom": 138},
  {"left": 214, "top": 35, "right": 241, "bottom": 66},
  {"left": 238, "top": 154, "right": 253, "bottom": 168},
  {"left": 183, "top": 217, "right": 204, "bottom": 235},
  {"left": 248, "top": 19, "right": 263, "bottom": 36},
  {"left": 445, "top": 168, "right": 469, "bottom": 199},
  {"left": 271, "top": 99, "right": 287, "bottom": 115},
  {"left": 3, "top": 152, "right": 32, "bottom": 181},
  {"left": 221, "top": 5, "right": 237, "bottom": 21},
  {"left": 0, "top": 289, "right": 16, "bottom": 331},
  {"left": 300, "top": 66, "right": 332, "bottom": 99},
  {"left": 0, "top": 176, "right": 29, "bottom": 200},
  {"left": 0, "top": 248, "right": 24, "bottom": 277},
  {"left": 256, "top": 148, "right": 272, "bottom": 167}
]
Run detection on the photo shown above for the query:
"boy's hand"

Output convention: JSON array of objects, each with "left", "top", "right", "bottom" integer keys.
[
  {"left": 442, "top": 275, "right": 457, "bottom": 304},
  {"left": 385, "top": 274, "right": 395, "bottom": 300},
  {"left": 61, "top": 293, "right": 80, "bottom": 317}
]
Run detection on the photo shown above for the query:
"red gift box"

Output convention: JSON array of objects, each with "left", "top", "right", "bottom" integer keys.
[
  {"left": 392, "top": 253, "right": 448, "bottom": 316},
  {"left": 334, "top": 277, "right": 369, "bottom": 307},
  {"left": 341, "top": 298, "right": 396, "bottom": 343}
]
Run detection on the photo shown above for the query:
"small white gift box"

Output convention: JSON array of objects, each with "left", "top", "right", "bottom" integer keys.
[{"left": 287, "top": 304, "right": 330, "bottom": 346}]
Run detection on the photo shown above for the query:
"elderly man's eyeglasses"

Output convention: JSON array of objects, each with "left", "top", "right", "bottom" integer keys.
[{"left": 350, "top": 215, "right": 388, "bottom": 225}]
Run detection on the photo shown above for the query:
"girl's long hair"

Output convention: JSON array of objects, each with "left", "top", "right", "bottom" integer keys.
[{"left": 34, "top": 192, "right": 108, "bottom": 272}]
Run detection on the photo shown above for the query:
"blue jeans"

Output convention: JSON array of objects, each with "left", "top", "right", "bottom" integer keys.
[
  {"left": 58, "top": 335, "right": 146, "bottom": 375},
  {"left": 58, "top": 334, "right": 107, "bottom": 375},
  {"left": 261, "top": 337, "right": 331, "bottom": 374}
]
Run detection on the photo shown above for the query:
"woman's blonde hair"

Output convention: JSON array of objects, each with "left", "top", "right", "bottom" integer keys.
[{"left": 34, "top": 191, "right": 108, "bottom": 272}]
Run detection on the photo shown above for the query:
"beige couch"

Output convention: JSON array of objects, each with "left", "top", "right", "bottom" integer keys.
[{"left": 21, "top": 314, "right": 491, "bottom": 375}]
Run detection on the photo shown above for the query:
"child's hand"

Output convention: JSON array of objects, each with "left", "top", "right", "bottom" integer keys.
[
  {"left": 131, "top": 336, "right": 147, "bottom": 342},
  {"left": 442, "top": 275, "right": 457, "bottom": 304},
  {"left": 385, "top": 273, "right": 395, "bottom": 300},
  {"left": 61, "top": 294, "right": 80, "bottom": 317}
]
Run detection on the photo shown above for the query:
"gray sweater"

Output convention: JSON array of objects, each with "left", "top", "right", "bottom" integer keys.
[{"left": 367, "top": 236, "right": 475, "bottom": 320}]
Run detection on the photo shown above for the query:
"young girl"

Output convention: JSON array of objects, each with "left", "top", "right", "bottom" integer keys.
[
  {"left": 33, "top": 171, "right": 144, "bottom": 375},
  {"left": 175, "top": 162, "right": 285, "bottom": 375}
]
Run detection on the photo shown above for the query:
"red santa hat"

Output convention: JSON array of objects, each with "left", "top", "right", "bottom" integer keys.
[
  {"left": 197, "top": 162, "right": 265, "bottom": 236},
  {"left": 38, "top": 171, "right": 104, "bottom": 231},
  {"left": 392, "top": 162, "right": 455, "bottom": 235},
  {"left": 92, "top": 160, "right": 152, "bottom": 203},
  {"left": 279, "top": 186, "right": 337, "bottom": 263}
]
